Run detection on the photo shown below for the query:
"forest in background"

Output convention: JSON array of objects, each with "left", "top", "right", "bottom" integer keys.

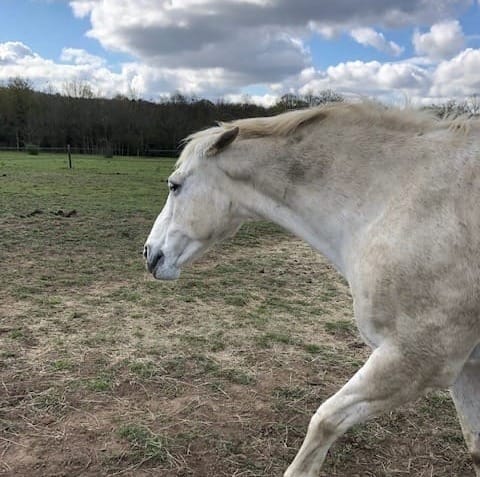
[
  {"left": 0, "top": 78, "right": 344, "bottom": 157},
  {"left": 0, "top": 78, "right": 477, "bottom": 157}
]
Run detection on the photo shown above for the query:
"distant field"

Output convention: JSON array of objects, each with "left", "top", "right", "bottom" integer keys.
[{"left": 0, "top": 151, "right": 473, "bottom": 476}]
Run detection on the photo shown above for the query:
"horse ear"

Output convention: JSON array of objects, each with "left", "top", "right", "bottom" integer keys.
[{"left": 206, "top": 127, "right": 239, "bottom": 156}]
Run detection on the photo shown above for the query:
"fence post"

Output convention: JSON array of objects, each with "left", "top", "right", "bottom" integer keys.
[{"left": 67, "top": 144, "right": 72, "bottom": 169}]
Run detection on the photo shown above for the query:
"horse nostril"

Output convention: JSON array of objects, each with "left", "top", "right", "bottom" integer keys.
[{"left": 147, "top": 249, "right": 164, "bottom": 274}]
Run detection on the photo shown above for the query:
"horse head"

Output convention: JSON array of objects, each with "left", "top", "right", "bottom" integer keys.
[{"left": 144, "top": 126, "right": 242, "bottom": 279}]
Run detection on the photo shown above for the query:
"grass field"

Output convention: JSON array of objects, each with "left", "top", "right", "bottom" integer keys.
[{"left": 0, "top": 152, "right": 474, "bottom": 476}]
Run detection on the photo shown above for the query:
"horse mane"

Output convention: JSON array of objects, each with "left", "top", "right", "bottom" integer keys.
[
  {"left": 181, "top": 107, "right": 328, "bottom": 154},
  {"left": 180, "top": 102, "right": 475, "bottom": 165},
  {"left": 219, "top": 102, "right": 450, "bottom": 142},
  {"left": 225, "top": 107, "right": 328, "bottom": 138}
]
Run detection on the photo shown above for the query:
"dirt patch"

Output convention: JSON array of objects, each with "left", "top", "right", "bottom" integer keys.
[{"left": 1, "top": 230, "right": 472, "bottom": 476}]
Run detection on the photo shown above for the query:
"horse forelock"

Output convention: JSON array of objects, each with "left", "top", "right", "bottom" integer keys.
[{"left": 176, "top": 126, "right": 222, "bottom": 168}]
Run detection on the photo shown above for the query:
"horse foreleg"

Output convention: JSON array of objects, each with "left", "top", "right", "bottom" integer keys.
[
  {"left": 284, "top": 344, "right": 435, "bottom": 477},
  {"left": 450, "top": 345, "right": 480, "bottom": 477}
]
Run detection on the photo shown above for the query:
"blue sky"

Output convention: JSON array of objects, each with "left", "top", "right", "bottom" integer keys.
[{"left": 0, "top": 0, "right": 479, "bottom": 104}]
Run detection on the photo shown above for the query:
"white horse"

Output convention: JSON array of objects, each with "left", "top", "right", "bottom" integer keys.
[{"left": 144, "top": 102, "right": 480, "bottom": 477}]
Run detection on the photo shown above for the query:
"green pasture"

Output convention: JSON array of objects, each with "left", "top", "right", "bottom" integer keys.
[{"left": 0, "top": 152, "right": 173, "bottom": 214}]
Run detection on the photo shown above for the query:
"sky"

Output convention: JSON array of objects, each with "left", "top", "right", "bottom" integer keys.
[{"left": 0, "top": 0, "right": 479, "bottom": 105}]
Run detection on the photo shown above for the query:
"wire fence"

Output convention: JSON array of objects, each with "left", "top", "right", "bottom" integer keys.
[{"left": 0, "top": 145, "right": 180, "bottom": 158}]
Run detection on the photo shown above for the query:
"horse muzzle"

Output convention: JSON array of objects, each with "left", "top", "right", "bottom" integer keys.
[
  {"left": 144, "top": 244, "right": 180, "bottom": 280},
  {"left": 144, "top": 245, "right": 164, "bottom": 273}
]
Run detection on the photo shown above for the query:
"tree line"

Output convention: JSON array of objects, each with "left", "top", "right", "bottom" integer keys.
[{"left": 0, "top": 78, "right": 344, "bottom": 157}]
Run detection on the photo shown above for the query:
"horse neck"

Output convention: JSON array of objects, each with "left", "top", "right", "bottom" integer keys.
[{"left": 226, "top": 127, "right": 419, "bottom": 278}]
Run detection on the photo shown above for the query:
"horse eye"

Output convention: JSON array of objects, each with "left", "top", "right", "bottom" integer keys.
[{"left": 169, "top": 182, "right": 181, "bottom": 193}]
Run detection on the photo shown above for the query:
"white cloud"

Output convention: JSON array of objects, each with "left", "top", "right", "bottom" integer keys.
[
  {"left": 60, "top": 48, "right": 105, "bottom": 67},
  {"left": 2, "top": 37, "right": 479, "bottom": 106},
  {"left": 0, "top": 41, "right": 129, "bottom": 96},
  {"left": 292, "top": 44, "right": 480, "bottom": 105},
  {"left": 67, "top": 0, "right": 471, "bottom": 85},
  {"left": 413, "top": 20, "right": 465, "bottom": 60},
  {"left": 120, "top": 63, "right": 252, "bottom": 98},
  {"left": 350, "top": 27, "right": 404, "bottom": 56},
  {"left": 295, "top": 59, "right": 432, "bottom": 102},
  {"left": 0, "top": 41, "right": 35, "bottom": 64},
  {"left": 309, "top": 22, "right": 341, "bottom": 39},
  {"left": 69, "top": 0, "right": 97, "bottom": 18},
  {"left": 2, "top": 2, "right": 479, "bottom": 104},
  {"left": 224, "top": 93, "right": 278, "bottom": 107},
  {"left": 430, "top": 48, "right": 480, "bottom": 97},
  {"left": 0, "top": 41, "right": 254, "bottom": 99}
]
